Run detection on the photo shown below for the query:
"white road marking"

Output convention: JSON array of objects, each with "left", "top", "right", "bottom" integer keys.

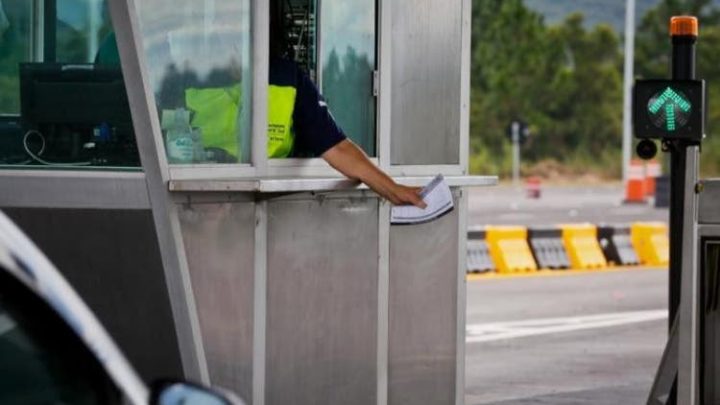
[{"left": 466, "top": 310, "right": 667, "bottom": 344}]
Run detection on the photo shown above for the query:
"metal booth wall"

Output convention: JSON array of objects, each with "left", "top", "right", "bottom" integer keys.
[
  {"left": 0, "top": 0, "right": 190, "bottom": 383},
  {"left": 0, "top": 1, "right": 493, "bottom": 405},
  {"left": 698, "top": 179, "right": 720, "bottom": 404}
]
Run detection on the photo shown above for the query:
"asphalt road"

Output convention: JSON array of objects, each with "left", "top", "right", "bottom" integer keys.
[
  {"left": 468, "top": 184, "right": 668, "bottom": 227},
  {"left": 464, "top": 268, "right": 668, "bottom": 404}
]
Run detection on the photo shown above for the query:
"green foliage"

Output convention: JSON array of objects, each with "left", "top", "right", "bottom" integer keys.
[
  {"left": 471, "top": 0, "right": 720, "bottom": 179},
  {"left": 470, "top": 0, "right": 624, "bottom": 178},
  {"left": 636, "top": 0, "right": 720, "bottom": 176}
]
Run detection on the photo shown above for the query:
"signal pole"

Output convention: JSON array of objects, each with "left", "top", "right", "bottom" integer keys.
[
  {"left": 641, "top": 16, "right": 703, "bottom": 405},
  {"left": 512, "top": 121, "right": 520, "bottom": 187},
  {"left": 669, "top": 18, "right": 700, "bottom": 405},
  {"left": 622, "top": 0, "right": 636, "bottom": 185}
]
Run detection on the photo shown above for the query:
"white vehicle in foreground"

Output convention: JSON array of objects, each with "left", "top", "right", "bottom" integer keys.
[{"left": 0, "top": 211, "right": 244, "bottom": 405}]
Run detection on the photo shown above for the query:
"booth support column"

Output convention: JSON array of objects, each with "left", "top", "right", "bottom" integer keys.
[{"left": 108, "top": 0, "right": 210, "bottom": 383}]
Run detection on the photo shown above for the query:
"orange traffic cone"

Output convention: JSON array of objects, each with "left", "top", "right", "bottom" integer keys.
[
  {"left": 625, "top": 161, "right": 647, "bottom": 204},
  {"left": 645, "top": 160, "right": 662, "bottom": 197}
]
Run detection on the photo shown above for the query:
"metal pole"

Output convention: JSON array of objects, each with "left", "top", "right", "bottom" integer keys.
[
  {"left": 667, "top": 20, "right": 698, "bottom": 405},
  {"left": 669, "top": 32, "right": 696, "bottom": 331},
  {"left": 512, "top": 122, "right": 520, "bottom": 187},
  {"left": 622, "top": 0, "right": 636, "bottom": 185}
]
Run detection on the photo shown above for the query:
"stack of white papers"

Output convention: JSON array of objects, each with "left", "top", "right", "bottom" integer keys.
[{"left": 391, "top": 175, "right": 454, "bottom": 225}]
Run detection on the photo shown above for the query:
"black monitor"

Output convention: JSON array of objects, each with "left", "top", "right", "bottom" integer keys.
[{"left": 19, "top": 63, "right": 138, "bottom": 166}]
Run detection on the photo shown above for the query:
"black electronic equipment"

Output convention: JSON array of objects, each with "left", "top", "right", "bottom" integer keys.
[
  {"left": 19, "top": 63, "right": 139, "bottom": 166},
  {"left": 633, "top": 79, "right": 705, "bottom": 142}
]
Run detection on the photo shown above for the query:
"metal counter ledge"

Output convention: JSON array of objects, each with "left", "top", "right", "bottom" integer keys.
[{"left": 168, "top": 176, "right": 498, "bottom": 193}]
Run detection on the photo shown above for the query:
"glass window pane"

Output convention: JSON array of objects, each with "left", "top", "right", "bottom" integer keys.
[
  {"left": 0, "top": 0, "right": 141, "bottom": 170},
  {"left": 269, "top": 0, "right": 376, "bottom": 158},
  {"left": 56, "top": 0, "right": 111, "bottom": 64},
  {"left": 320, "top": 1, "right": 377, "bottom": 156},
  {"left": 0, "top": 1, "right": 30, "bottom": 115},
  {"left": 135, "top": 0, "right": 252, "bottom": 165}
]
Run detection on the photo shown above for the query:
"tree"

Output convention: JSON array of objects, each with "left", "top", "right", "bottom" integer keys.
[
  {"left": 469, "top": 1, "right": 624, "bottom": 178},
  {"left": 470, "top": 0, "right": 553, "bottom": 174},
  {"left": 635, "top": 0, "right": 720, "bottom": 175}
]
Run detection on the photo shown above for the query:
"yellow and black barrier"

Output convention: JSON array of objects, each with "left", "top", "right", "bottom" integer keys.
[
  {"left": 485, "top": 226, "right": 538, "bottom": 273},
  {"left": 466, "top": 222, "right": 669, "bottom": 274},
  {"left": 560, "top": 224, "right": 608, "bottom": 269},
  {"left": 597, "top": 225, "right": 639, "bottom": 266},
  {"left": 631, "top": 222, "right": 670, "bottom": 266}
]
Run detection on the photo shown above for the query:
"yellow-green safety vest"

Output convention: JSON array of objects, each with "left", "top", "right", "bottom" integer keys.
[{"left": 185, "top": 84, "right": 297, "bottom": 159}]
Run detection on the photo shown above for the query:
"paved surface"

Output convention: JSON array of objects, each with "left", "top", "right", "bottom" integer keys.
[
  {"left": 465, "top": 268, "right": 668, "bottom": 404},
  {"left": 468, "top": 184, "right": 668, "bottom": 227}
]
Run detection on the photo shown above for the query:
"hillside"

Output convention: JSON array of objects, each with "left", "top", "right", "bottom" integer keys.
[{"left": 524, "top": 0, "right": 720, "bottom": 32}]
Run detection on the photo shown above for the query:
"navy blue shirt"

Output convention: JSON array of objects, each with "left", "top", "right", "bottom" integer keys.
[{"left": 270, "top": 58, "right": 346, "bottom": 157}]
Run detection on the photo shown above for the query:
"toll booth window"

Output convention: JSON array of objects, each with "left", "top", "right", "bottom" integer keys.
[
  {"left": 271, "top": 0, "right": 377, "bottom": 158},
  {"left": 135, "top": 0, "right": 252, "bottom": 164},
  {"left": 0, "top": 1, "right": 140, "bottom": 169}
]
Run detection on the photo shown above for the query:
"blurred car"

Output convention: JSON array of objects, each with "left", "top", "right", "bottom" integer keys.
[{"left": 0, "top": 211, "right": 244, "bottom": 405}]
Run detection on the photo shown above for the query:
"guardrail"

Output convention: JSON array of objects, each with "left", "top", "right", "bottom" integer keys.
[{"left": 467, "top": 222, "right": 669, "bottom": 274}]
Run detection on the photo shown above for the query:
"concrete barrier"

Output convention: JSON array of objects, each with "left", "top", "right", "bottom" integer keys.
[
  {"left": 467, "top": 240, "right": 495, "bottom": 273},
  {"left": 528, "top": 227, "right": 570, "bottom": 270},
  {"left": 485, "top": 226, "right": 538, "bottom": 273},
  {"left": 467, "top": 229, "right": 494, "bottom": 273},
  {"left": 560, "top": 224, "right": 608, "bottom": 269},
  {"left": 467, "top": 222, "right": 668, "bottom": 274},
  {"left": 597, "top": 225, "right": 640, "bottom": 266},
  {"left": 631, "top": 222, "right": 669, "bottom": 266}
]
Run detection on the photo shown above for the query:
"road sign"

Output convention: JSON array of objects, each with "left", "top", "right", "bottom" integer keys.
[
  {"left": 633, "top": 79, "right": 705, "bottom": 142},
  {"left": 506, "top": 120, "right": 530, "bottom": 186},
  {"left": 647, "top": 87, "right": 691, "bottom": 131},
  {"left": 506, "top": 120, "right": 530, "bottom": 144}
]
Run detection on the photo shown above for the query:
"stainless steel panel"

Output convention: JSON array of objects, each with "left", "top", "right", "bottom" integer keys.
[
  {"left": 678, "top": 146, "right": 700, "bottom": 404},
  {"left": 0, "top": 172, "right": 150, "bottom": 209},
  {"left": 702, "top": 241, "right": 720, "bottom": 405},
  {"left": 391, "top": 0, "right": 462, "bottom": 165},
  {"left": 266, "top": 196, "right": 379, "bottom": 405},
  {"left": 178, "top": 202, "right": 255, "bottom": 401},
  {"left": 111, "top": 0, "right": 209, "bottom": 381},
  {"left": 388, "top": 197, "right": 459, "bottom": 405},
  {"left": 3, "top": 208, "right": 183, "bottom": 381},
  {"left": 699, "top": 179, "right": 720, "bottom": 224}
]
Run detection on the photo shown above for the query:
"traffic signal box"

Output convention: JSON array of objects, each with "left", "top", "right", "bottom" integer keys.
[{"left": 633, "top": 79, "right": 705, "bottom": 142}]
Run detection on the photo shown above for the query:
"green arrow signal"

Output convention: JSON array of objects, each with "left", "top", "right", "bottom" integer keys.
[{"left": 647, "top": 87, "right": 692, "bottom": 131}]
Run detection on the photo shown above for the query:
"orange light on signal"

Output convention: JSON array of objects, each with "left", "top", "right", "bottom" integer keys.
[{"left": 670, "top": 16, "right": 699, "bottom": 37}]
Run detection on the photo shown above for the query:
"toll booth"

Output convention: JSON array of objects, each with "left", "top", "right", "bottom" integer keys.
[
  {"left": 698, "top": 180, "right": 720, "bottom": 403},
  {"left": 0, "top": 1, "right": 494, "bottom": 404}
]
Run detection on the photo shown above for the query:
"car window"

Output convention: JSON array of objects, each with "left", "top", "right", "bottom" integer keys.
[{"left": 0, "top": 267, "right": 124, "bottom": 405}]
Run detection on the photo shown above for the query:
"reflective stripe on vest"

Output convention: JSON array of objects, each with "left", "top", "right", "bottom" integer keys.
[
  {"left": 267, "top": 85, "right": 297, "bottom": 158},
  {"left": 185, "top": 84, "right": 297, "bottom": 159}
]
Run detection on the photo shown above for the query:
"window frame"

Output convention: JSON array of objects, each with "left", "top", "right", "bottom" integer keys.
[{"left": 112, "top": 0, "right": 469, "bottom": 182}]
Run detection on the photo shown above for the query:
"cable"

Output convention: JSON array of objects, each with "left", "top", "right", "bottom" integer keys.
[{"left": 23, "top": 130, "right": 92, "bottom": 166}]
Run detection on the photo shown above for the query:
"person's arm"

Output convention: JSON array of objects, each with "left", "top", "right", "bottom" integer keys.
[{"left": 322, "top": 139, "right": 427, "bottom": 208}]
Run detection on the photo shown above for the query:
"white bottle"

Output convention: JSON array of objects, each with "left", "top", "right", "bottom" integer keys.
[{"left": 162, "top": 109, "right": 194, "bottom": 164}]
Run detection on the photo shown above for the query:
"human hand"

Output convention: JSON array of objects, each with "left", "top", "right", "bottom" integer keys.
[{"left": 388, "top": 184, "right": 427, "bottom": 208}]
